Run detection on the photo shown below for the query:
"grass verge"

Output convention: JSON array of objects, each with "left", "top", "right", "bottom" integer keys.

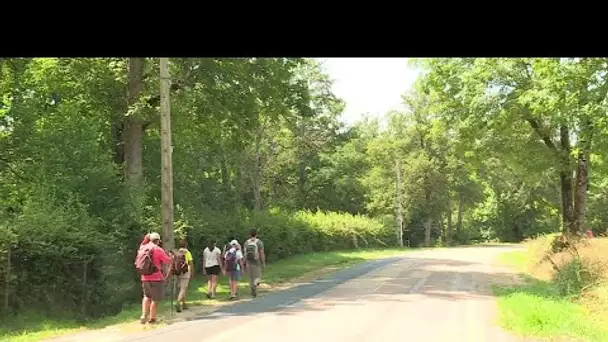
[
  {"left": 495, "top": 247, "right": 608, "bottom": 342},
  {"left": 1, "top": 248, "right": 409, "bottom": 342},
  {"left": 496, "top": 250, "right": 528, "bottom": 271}
]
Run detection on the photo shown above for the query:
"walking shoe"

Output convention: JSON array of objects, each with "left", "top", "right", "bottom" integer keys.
[
  {"left": 182, "top": 303, "right": 189, "bottom": 310},
  {"left": 251, "top": 286, "right": 257, "bottom": 298},
  {"left": 140, "top": 316, "right": 147, "bottom": 324},
  {"left": 175, "top": 304, "right": 182, "bottom": 313},
  {"left": 148, "top": 318, "right": 158, "bottom": 324}
]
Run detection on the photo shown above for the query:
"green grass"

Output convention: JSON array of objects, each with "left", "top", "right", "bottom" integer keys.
[
  {"left": 497, "top": 250, "right": 527, "bottom": 271},
  {"left": 495, "top": 251, "right": 608, "bottom": 342},
  {"left": 494, "top": 280, "right": 608, "bottom": 342},
  {"left": 0, "top": 248, "right": 409, "bottom": 342}
]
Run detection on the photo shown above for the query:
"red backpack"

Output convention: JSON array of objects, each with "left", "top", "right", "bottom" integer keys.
[{"left": 135, "top": 245, "right": 158, "bottom": 275}]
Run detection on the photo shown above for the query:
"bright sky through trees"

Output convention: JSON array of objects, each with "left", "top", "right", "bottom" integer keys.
[{"left": 317, "top": 58, "right": 421, "bottom": 125}]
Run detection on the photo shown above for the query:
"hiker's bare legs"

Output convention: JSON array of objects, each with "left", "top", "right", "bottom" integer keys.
[
  {"left": 149, "top": 300, "right": 158, "bottom": 320},
  {"left": 142, "top": 296, "right": 151, "bottom": 319},
  {"left": 231, "top": 279, "right": 238, "bottom": 296},
  {"left": 211, "top": 274, "right": 218, "bottom": 296},
  {"left": 178, "top": 281, "right": 188, "bottom": 305}
]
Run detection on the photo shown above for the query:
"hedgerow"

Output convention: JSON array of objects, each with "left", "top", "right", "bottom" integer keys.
[
  {"left": 1, "top": 203, "right": 394, "bottom": 319},
  {"left": 182, "top": 208, "right": 394, "bottom": 265}
]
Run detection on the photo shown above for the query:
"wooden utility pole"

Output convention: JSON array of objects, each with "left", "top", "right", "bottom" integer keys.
[
  {"left": 160, "top": 58, "right": 174, "bottom": 252},
  {"left": 395, "top": 158, "right": 404, "bottom": 247}
]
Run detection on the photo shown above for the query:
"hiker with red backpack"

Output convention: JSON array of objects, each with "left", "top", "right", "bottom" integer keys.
[
  {"left": 170, "top": 240, "right": 193, "bottom": 313},
  {"left": 135, "top": 232, "right": 172, "bottom": 324},
  {"left": 243, "top": 229, "right": 265, "bottom": 298}
]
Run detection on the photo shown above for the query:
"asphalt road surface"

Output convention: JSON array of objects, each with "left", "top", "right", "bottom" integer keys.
[{"left": 57, "top": 245, "right": 532, "bottom": 342}]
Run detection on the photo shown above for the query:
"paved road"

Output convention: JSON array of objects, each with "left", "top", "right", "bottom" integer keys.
[{"left": 69, "top": 245, "right": 531, "bottom": 342}]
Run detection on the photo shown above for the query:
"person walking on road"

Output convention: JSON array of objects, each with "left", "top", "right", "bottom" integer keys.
[
  {"left": 243, "top": 228, "right": 265, "bottom": 298},
  {"left": 174, "top": 240, "right": 194, "bottom": 312},
  {"left": 135, "top": 232, "right": 172, "bottom": 324},
  {"left": 223, "top": 239, "right": 245, "bottom": 300},
  {"left": 202, "top": 239, "right": 223, "bottom": 299}
]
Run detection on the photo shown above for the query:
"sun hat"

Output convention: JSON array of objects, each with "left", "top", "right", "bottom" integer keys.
[{"left": 149, "top": 232, "right": 161, "bottom": 242}]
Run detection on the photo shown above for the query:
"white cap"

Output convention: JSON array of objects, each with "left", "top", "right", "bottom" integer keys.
[
  {"left": 149, "top": 232, "right": 161, "bottom": 241},
  {"left": 230, "top": 239, "right": 239, "bottom": 246}
]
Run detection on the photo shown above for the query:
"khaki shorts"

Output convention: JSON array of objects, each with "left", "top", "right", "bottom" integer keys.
[
  {"left": 179, "top": 273, "right": 191, "bottom": 290},
  {"left": 142, "top": 281, "right": 164, "bottom": 302}
]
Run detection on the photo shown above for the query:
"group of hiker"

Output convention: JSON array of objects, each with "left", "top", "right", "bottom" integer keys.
[{"left": 134, "top": 229, "right": 265, "bottom": 324}]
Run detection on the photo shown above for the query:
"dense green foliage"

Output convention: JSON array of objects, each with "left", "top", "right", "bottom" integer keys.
[
  {"left": 169, "top": 209, "right": 392, "bottom": 265},
  {"left": 0, "top": 58, "right": 391, "bottom": 319},
  {"left": 2, "top": 57, "right": 608, "bottom": 321}
]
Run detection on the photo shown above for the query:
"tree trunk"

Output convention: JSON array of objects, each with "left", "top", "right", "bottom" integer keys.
[
  {"left": 424, "top": 218, "right": 432, "bottom": 247},
  {"left": 560, "top": 171, "right": 575, "bottom": 233},
  {"left": 124, "top": 58, "right": 145, "bottom": 184},
  {"left": 446, "top": 196, "right": 453, "bottom": 245},
  {"left": 456, "top": 193, "right": 464, "bottom": 239},
  {"left": 526, "top": 118, "right": 575, "bottom": 235},
  {"left": 559, "top": 125, "right": 574, "bottom": 233},
  {"left": 573, "top": 118, "right": 593, "bottom": 235},
  {"left": 395, "top": 159, "right": 404, "bottom": 247},
  {"left": 573, "top": 152, "right": 590, "bottom": 234}
]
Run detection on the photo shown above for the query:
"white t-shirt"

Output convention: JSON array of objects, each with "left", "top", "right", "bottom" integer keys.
[{"left": 203, "top": 246, "right": 222, "bottom": 268}]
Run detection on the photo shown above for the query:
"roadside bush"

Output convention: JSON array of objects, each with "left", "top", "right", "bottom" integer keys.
[
  {"left": 294, "top": 210, "right": 392, "bottom": 250},
  {"left": 524, "top": 234, "right": 608, "bottom": 299},
  {"left": 0, "top": 223, "right": 17, "bottom": 316},
  {"left": 184, "top": 208, "right": 394, "bottom": 265},
  {"left": 555, "top": 258, "right": 594, "bottom": 297},
  {"left": 1, "top": 191, "right": 136, "bottom": 319},
  {"left": 5, "top": 194, "right": 98, "bottom": 315}
]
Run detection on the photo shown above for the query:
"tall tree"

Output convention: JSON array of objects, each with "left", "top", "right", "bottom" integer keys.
[{"left": 417, "top": 58, "right": 608, "bottom": 235}]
